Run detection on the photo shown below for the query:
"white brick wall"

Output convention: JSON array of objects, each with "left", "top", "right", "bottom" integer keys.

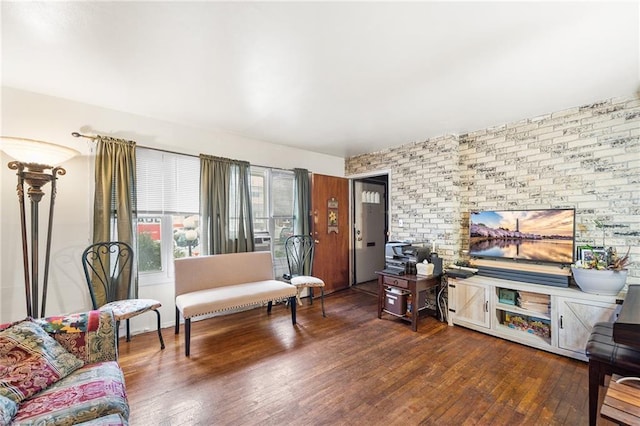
[{"left": 345, "top": 97, "right": 639, "bottom": 285}]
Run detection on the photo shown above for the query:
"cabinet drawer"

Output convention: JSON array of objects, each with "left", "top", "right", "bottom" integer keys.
[{"left": 383, "top": 275, "right": 409, "bottom": 289}]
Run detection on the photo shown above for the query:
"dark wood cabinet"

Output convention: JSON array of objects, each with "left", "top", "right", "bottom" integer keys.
[{"left": 376, "top": 271, "right": 441, "bottom": 331}]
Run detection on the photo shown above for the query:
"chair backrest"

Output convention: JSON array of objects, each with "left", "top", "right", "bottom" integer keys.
[
  {"left": 284, "top": 235, "right": 315, "bottom": 277},
  {"left": 81, "top": 241, "right": 134, "bottom": 309}
]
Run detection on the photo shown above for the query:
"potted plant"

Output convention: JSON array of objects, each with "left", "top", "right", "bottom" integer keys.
[
  {"left": 571, "top": 219, "right": 631, "bottom": 295},
  {"left": 571, "top": 246, "right": 630, "bottom": 295}
]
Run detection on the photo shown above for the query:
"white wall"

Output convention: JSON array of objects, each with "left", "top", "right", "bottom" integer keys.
[{"left": 0, "top": 87, "right": 344, "bottom": 332}]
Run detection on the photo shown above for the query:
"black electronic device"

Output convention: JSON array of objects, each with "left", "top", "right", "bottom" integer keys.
[
  {"left": 384, "top": 242, "right": 431, "bottom": 275},
  {"left": 445, "top": 268, "right": 475, "bottom": 279},
  {"left": 381, "top": 267, "right": 405, "bottom": 276}
]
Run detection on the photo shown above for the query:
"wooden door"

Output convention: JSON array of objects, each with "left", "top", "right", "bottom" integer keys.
[{"left": 311, "top": 174, "right": 349, "bottom": 293}]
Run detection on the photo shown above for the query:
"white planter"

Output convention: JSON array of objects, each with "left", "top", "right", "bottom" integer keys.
[{"left": 571, "top": 266, "right": 628, "bottom": 296}]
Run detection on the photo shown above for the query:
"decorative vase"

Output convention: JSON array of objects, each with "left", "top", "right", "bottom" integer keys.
[{"left": 571, "top": 266, "right": 628, "bottom": 296}]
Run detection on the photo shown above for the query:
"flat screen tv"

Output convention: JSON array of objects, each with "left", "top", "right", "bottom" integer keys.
[{"left": 469, "top": 208, "right": 575, "bottom": 265}]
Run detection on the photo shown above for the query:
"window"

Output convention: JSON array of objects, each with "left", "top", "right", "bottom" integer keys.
[
  {"left": 250, "top": 167, "right": 295, "bottom": 279},
  {"left": 135, "top": 149, "right": 297, "bottom": 283},
  {"left": 136, "top": 148, "right": 200, "bottom": 285}
]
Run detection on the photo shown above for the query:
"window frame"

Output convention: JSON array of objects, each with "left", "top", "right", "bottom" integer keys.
[{"left": 135, "top": 147, "right": 200, "bottom": 287}]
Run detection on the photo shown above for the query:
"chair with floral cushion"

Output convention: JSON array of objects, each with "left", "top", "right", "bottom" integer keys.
[{"left": 81, "top": 241, "right": 165, "bottom": 350}]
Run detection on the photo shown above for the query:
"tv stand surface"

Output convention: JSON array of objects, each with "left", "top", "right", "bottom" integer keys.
[{"left": 447, "top": 273, "right": 622, "bottom": 361}]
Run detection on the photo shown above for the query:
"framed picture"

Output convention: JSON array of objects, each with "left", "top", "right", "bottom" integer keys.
[{"left": 577, "top": 246, "right": 605, "bottom": 263}]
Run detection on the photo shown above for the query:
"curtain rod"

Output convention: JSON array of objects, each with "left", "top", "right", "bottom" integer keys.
[
  {"left": 72, "top": 132, "right": 189, "bottom": 158},
  {"left": 71, "top": 132, "right": 298, "bottom": 172}
]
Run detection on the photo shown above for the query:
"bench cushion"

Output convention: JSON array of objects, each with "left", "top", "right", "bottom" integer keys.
[{"left": 176, "top": 280, "right": 297, "bottom": 319}]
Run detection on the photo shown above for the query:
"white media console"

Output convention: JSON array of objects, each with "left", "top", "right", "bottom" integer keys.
[{"left": 447, "top": 261, "right": 622, "bottom": 361}]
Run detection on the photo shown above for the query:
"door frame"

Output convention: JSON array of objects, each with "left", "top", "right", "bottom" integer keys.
[{"left": 348, "top": 169, "right": 392, "bottom": 286}]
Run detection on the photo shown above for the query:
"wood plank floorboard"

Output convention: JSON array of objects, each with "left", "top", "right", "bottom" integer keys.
[{"left": 117, "top": 288, "right": 615, "bottom": 425}]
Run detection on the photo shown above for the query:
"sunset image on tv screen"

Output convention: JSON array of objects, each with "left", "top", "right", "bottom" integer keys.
[{"left": 469, "top": 209, "right": 575, "bottom": 264}]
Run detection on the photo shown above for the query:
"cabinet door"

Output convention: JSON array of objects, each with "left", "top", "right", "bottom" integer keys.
[
  {"left": 557, "top": 297, "right": 617, "bottom": 354},
  {"left": 449, "top": 280, "right": 490, "bottom": 329}
]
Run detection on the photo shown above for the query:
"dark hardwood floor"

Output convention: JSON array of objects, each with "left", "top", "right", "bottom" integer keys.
[{"left": 118, "top": 288, "right": 610, "bottom": 425}]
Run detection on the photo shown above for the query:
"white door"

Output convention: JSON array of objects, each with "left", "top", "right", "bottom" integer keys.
[
  {"left": 354, "top": 181, "right": 386, "bottom": 283},
  {"left": 449, "top": 280, "right": 491, "bottom": 329}
]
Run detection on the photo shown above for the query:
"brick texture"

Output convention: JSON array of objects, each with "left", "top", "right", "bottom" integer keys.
[{"left": 345, "top": 97, "right": 639, "bottom": 285}]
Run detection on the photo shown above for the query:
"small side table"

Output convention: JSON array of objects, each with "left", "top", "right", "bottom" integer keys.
[
  {"left": 600, "top": 374, "right": 640, "bottom": 425},
  {"left": 376, "top": 271, "right": 441, "bottom": 332}
]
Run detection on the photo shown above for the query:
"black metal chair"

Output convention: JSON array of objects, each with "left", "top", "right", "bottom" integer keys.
[
  {"left": 82, "top": 241, "right": 165, "bottom": 350},
  {"left": 283, "top": 235, "right": 326, "bottom": 317}
]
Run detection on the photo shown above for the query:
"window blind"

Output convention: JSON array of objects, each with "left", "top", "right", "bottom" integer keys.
[{"left": 136, "top": 147, "right": 200, "bottom": 215}]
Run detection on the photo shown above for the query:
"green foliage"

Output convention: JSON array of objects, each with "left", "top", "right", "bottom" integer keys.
[
  {"left": 138, "top": 232, "right": 161, "bottom": 272},
  {"left": 174, "top": 246, "right": 186, "bottom": 259}
]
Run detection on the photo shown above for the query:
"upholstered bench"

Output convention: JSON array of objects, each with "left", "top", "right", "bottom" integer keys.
[
  {"left": 585, "top": 322, "right": 640, "bottom": 426},
  {"left": 174, "top": 251, "right": 298, "bottom": 356}
]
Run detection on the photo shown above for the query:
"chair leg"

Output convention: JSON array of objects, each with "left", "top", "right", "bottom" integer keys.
[
  {"left": 290, "top": 296, "right": 297, "bottom": 325},
  {"left": 267, "top": 301, "right": 273, "bottom": 313},
  {"left": 154, "top": 309, "right": 165, "bottom": 350},
  {"left": 126, "top": 319, "right": 131, "bottom": 342},
  {"left": 320, "top": 287, "right": 326, "bottom": 317},
  {"left": 185, "top": 318, "right": 191, "bottom": 357},
  {"left": 115, "top": 320, "right": 120, "bottom": 352},
  {"left": 309, "top": 287, "right": 314, "bottom": 305},
  {"left": 175, "top": 307, "right": 180, "bottom": 334}
]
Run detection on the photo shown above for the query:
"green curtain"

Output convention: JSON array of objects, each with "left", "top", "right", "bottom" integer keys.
[
  {"left": 294, "top": 168, "right": 310, "bottom": 236},
  {"left": 92, "top": 136, "right": 137, "bottom": 304},
  {"left": 200, "top": 155, "right": 254, "bottom": 254}
]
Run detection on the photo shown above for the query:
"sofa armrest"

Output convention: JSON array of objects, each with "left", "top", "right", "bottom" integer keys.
[{"left": 35, "top": 310, "right": 118, "bottom": 364}]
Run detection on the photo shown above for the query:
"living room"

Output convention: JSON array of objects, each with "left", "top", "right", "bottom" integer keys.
[{"left": 1, "top": 2, "right": 639, "bottom": 425}]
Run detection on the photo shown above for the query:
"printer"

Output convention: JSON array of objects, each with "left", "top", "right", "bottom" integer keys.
[{"left": 384, "top": 242, "right": 431, "bottom": 275}]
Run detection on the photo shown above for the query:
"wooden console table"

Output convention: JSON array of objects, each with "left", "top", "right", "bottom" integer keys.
[
  {"left": 376, "top": 271, "right": 441, "bottom": 331},
  {"left": 601, "top": 374, "right": 640, "bottom": 425}
]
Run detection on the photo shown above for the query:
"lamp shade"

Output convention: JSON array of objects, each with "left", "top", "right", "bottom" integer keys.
[{"left": 0, "top": 137, "right": 80, "bottom": 166}]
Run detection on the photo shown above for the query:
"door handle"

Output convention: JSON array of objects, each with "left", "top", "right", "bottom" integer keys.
[{"left": 314, "top": 240, "right": 320, "bottom": 244}]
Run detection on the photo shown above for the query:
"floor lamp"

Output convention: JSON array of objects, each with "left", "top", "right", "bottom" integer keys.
[{"left": 0, "top": 137, "right": 79, "bottom": 318}]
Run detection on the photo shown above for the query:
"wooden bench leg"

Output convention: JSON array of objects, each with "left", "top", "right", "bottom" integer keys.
[
  {"left": 175, "top": 307, "right": 180, "bottom": 334},
  {"left": 185, "top": 318, "right": 191, "bottom": 357},
  {"left": 267, "top": 301, "right": 273, "bottom": 313}
]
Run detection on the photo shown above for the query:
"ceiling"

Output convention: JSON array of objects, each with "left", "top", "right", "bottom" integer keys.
[{"left": 2, "top": 2, "right": 638, "bottom": 158}]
